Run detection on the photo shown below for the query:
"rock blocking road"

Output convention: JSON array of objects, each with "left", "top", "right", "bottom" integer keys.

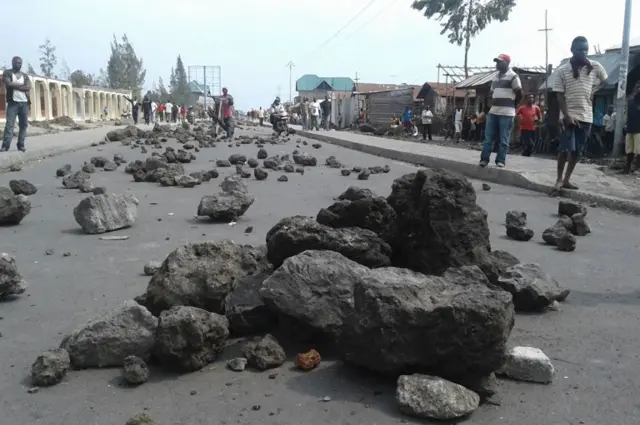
[{"left": 0, "top": 122, "right": 639, "bottom": 425}]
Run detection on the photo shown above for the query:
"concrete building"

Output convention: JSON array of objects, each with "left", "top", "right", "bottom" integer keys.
[
  {"left": 295, "top": 74, "right": 356, "bottom": 101},
  {"left": 0, "top": 72, "right": 131, "bottom": 123}
]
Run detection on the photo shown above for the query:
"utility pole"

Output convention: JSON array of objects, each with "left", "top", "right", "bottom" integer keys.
[
  {"left": 285, "top": 61, "right": 295, "bottom": 103},
  {"left": 354, "top": 72, "right": 360, "bottom": 91},
  {"left": 613, "top": 0, "right": 633, "bottom": 155},
  {"left": 538, "top": 10, "right": 553, "bottom": 101}
]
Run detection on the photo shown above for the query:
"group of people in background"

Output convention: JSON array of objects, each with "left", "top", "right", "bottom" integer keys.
[
  {"left": 123, "top": 93, "right": 188, "bottom": 125},
  {"left": 299, "top": 96, "right": 331, "bottom": 131}
]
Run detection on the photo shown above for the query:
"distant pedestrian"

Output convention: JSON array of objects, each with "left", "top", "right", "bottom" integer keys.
[
  {"left": 603, "top": 105, "right": 616, "bottom": 153},
  {"left": 257, "top": 107, "right": 264, "bottom": 126},
  {"left": 142, "top": 91, "right": 152, "bottom": 124},
  {"left": 157, "top": 103, "right": 164, "bottom": 122},
  {"left": 1, "top": 56, "right": 30, "bottom": 153},
  {"left": 124, "top": 95, "right": 139, "bottom": 124},
  {"left": 454, "top": 107, "right": 463, "bottom": 141},
  {"left": 622, "top": 81, "right": 640, "bottom": 173},
  {"left": 421, "top": 105, "right": 433, "bottom": 141},
  {"left": 164, "top": 101, "right": 173, "bottom": 122},
  {"left": 552, "top": 36, "right": 607, "bottom": 192},
  {"left": 320, "top": 95, "right": 331, "bottom": 130},
  {"left": 479, "top": 53, "right": 523, "bottom": 168},
  {"left": 180, "top": 105, "right": 186, "bottom": 121},
  {"left": 219, "top": 87, "right": 235, "bottom": 138},
  {"left": 300, "top": 97, "right": 309, "bottom": 130},
  {"left": 309, "top": 98, "right": 321, "bottom": 130},
  {"left": 516, "top": 94, "right": 542, "bottom": 156},
  {"left": 151, "top": 101, "right": 157, "bottom": 123}
]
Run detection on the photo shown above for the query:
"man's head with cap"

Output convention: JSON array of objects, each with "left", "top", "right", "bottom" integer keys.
[
  {"left": 222, "top": 87, "right": 228, "bottom": 95},
  {"left": 494, "top": 53, "right": 511, "bottom": 72}
]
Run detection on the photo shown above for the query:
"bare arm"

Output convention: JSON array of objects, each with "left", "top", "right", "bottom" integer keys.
[
  {"left": 557, "top": 92, "right": 571, "bottom": 121},
  {"left": 514, "top": 89, "right": 523, "bottom": 107},
  {"left": 17, "top": 75, "right": 30, "bottom": 92},
  {"left": 3, "top": 70, "right": 23, "bottom": 88}
]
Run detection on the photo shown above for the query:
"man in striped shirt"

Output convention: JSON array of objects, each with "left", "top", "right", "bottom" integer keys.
[
  {"left": 552, "top": 36, "right": 607, "bottom": 191},
  {"left": 479, "top": 53, "right": 522, "bottom": 168}
]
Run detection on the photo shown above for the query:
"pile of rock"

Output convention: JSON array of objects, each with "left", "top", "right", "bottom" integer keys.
[
  {"left": 47, "top": 169, "right": 565, "bottom": 421},
  {"left": 542, "top": 200, "right": 591, "bottom": 252},
  {"left": 125, "top": 154, "right": 214, "bottom": 188},
  {"left": 505, "top": 210, "right": 534, "bottom": 241}
]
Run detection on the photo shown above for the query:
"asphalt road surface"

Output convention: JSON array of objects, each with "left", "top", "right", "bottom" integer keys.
[{"left": 1, "top": 124, "right": 639, "bottom": 425}]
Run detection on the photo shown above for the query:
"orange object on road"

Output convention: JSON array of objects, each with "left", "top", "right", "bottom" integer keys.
[{"left": 295, "top": 349, "right": 321, "bottom": 371}]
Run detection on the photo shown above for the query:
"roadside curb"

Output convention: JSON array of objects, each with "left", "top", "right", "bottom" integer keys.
[{"left": 295, "top": 129, "right": 640, "bottom": 215}]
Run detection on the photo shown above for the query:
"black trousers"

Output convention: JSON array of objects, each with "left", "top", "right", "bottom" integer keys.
[
  {"left": 521, "top": 129, "right": 535, "bottom": 156},
  {"left": 422, "top": 124, "right": 432, "bottom": 140}
]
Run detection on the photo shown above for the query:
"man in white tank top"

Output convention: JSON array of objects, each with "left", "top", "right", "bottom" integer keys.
[{"left": 2, "top": 56, "right": 31, "bottom": 152}]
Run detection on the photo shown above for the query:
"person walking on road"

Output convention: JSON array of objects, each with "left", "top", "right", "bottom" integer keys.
[
  {"left": 142, "top": 91, "right": 152, "bottom": 125},
  {"left": 219, "top": 87, "right": 235, "bottom": 138},
  {"left": 164, "top": 100, "right": 173, "bottom": 123},
  {"left": 300, "top": 97, "right": 309, "bottom": 130},
  {"left": 151, "top": 100, "right": 157, "bottom": 123},
  {"left": 421, "top": 105, "right": 433, "bottom": 141},
  {"left": 552, "top": 36, "right": 607, "bottom": 192},
  {"left": 603, "top": 105, "right": 616, "bottom": 153},
  {"left": 320, "top": 95, "right": 331, "bottom": 130},
  {"left": 517, "top": 94, "right": 542, "bottom": 156},
  {"left": 454, "top": 107, "right": 463, "bottom": 141},
  {"left": 622, "top": 81, "right": 640, "bottom": 174},
  {"left": 1, "top": 56, "right": 31, "bottom": 153},
  {"left": 257, "top": 107, "right": 264, "bottom": 126},
  {"left": 309, "top": 98, "right": 321, "bottom": 131},
  {"left": 479, "top": 53, "right": 523, "bottom": 168}
]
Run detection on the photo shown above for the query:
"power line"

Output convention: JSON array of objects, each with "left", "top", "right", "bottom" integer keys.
[
  {"left": 340, "top": 0, "right": 398, "bottom": 44},
  {"left": 306, "top": 0, "right": 378, "bottom": 57}
]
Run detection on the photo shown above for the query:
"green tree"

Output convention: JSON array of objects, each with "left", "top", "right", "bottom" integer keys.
[
  {"left": 39, "top": 38, "right": 58, "bottom": 77},
  {"left": 157, "top": 77, "right": 170, "bottom": 103},
  {"left": 69, "top": 70, "right": 94, "bottom": 87},
  {"left": 170, "top": 55, "right": 190, "bottom": 105},
  {"left": 411, "top": 0, "right": 516, "bottom": 78},
  {"left": 94, "top": 68, "right": 109, "bottom": 87},
  {"left": 107, "top": 33, "right": 146, "bottom": 97},
  {"left": 26, "top": 63, "right": 37, "bottom": 74},
  {"left": 59, "top": 59, "right": 71, "bottom": 80}
]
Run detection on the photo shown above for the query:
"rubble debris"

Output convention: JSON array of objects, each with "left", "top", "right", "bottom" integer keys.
[
  {"left": 489, "top": 250, "right": 520, "bottom": 276},
  {"left": 60, "top": 300, "right": 158, "bottom": 368},
  {"left": 257, "top": 148, "right": 268, "bottom": 159},
  {"left": 386, "top": 169, "right": 493, "bottom": 277},
  {"left": 122, "top": 355, "right": 149, "bottom": 385},
  {"left": 0, "top": 187, "right": 31, "bottom": 225},
  {"left": 73, "top": 192, "right": 139, "bottom": 234},
  {"left": 338, "top": 186, "right": 376, "bottom": 201},
  {"left": 396, "top": 374, "right": 480, "bottom": 420},
  {"left": 542, "top": 223, "right": 577, "bottom": 251},
  {"left": 224, "top": 272, "right": 276, "bottom": 336},
  {"left": 357, "top": 169, "right": 370, "bottom": 180},
  {"left": 125, "top": 412, "right": 160, "bottom": 425},
  {"left": 497, "top": 263, "right": 570, "bottom": 311},
  {"left": 277, "top": 175, "right": 288, "bottom": 182},
  {"left": 570, "top": 213, "right": 591, "bottom": 236},
  {"left": 260, "top": 250, "right": 514, "bottom": 377},
  {"left": 9, "top": 164, "right": 21, "bottom": 172},
  {"left": 143, "top": 261, "right": 161, "bottom": 276},
  {"left": 325, "top": 156, "right": 342, "bottom": 168},
  {"left": 296, "top": 349, "right": 321, "bottom": 371},
  {"left": 154, "top": 305, "right": 229, "bottom": 372},
  {"left": 247, "top": 158, "right": 259, "bottom": 168},
  {"left": 62, "top": 171, "right": 91, "bottom": 189},
  {"left": 505, "top": 210, "right": 527, "bottom": 227},
  {"left": 144, "top": 240, "right": 269, "bottom": 315},
  {"left": 558, "top": 200, "right": 587, "bottom": 217},
  {"left": 31, "top": 348, "right": 71, "bottom": 387},
  {"left": 266, "top": 216, "right": 392, "bottom": 268},
  {"left": 292, "top": 152, "right": 317, "bottom": 166},
  {"left": 482, "top": 183, "right": 491, "bottom": 191},
  {"left": 92, "top": 187, "right": 107, "bottom": 195},
  {"left": 254, "top": 167, "right": 268, "bottom": 180},
  {"left": 56, "top": 164, "right": 72, "bottom": 177},
  {"left": 216, "top": 159, "right": 231, "bottom": 167},
  {"left": 243, "top": 334, "right": 286, "bottom": 370},
  {"left": 9, "top": 179, "right": 37, "bottom": 196},
  {"left": 197, "top": 176, "right": 255, "bottom": 221},
  {"left": 227, "top": 357, "right": 248, "bottom": 372},
  {"left": 82, "top": 163, "right": 96, "bottom": 174},
  {"left": 229, "top": 153, "right": 247, "bottom": 165},
  {"left": 340, "top": 169, "right": 351, "bottom": 176},
  {"left": 506, "top": 225, "right": 534, "bottom": 241},
  {"left": 498, "top": 346, "right": 555, "bottom": 384}
]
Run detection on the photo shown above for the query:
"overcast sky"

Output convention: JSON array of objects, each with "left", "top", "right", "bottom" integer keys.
[{"left": 4, "top": 0, "right": 638, "bottom": 110}]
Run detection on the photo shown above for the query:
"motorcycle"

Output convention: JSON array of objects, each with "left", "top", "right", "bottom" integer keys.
[
  {"left": 403, "top": 120, "right": 419, "bottom": 137},
  {"left": 271, "top": 111, "right": 289, "bottom": 135}
]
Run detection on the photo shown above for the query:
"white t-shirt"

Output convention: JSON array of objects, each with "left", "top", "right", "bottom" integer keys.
[
  {"left": 310, "top": 102, "right": 321, "bottom": 116},
  {"left": 257, "top": 109, "right": 264, "bottom": 118},
  {"left": 10, "top": 73, "right": 28, "bottom": 103},
  {"left": 151, "top": 102, "right": 157, "bottom": 112},
  {"left": 603, "top": 112, "right": 616, "bottom": 132},
  {"left": 421, "top": 109, "right": 433, "bottom": 125},
  {"left": 454, "top": 109, "right": 462, "bottom": 122},
  {"left": 165, "top": 103, "right": 173, "bottom": 111}
]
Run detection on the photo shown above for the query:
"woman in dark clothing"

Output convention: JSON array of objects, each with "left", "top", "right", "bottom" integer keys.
[{"left": 124, "top": 96, "right": 140, "bottom": 124}]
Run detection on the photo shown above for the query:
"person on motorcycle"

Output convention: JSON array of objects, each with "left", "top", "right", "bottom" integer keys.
[{"left": 270, "top": 97, "right": 286, "bottom": 126}]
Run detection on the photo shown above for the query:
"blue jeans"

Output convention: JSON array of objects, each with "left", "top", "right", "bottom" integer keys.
[
  {"left": 559, "top": 121, "right": 591, "bottom": 158},
  {"left": 480, "top": 113, "right": 514, "bottom": 165},
  {"left": 2, "top": 101, "right": 29, "bottom": 150}
]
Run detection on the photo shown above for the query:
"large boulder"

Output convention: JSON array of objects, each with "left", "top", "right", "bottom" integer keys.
[
  {"left": 387, "top": 169, "right": 492, "bottom": 276},
  {"left": 261, "top": 250, "right": 514, "bottom": 377},
  {"left": 0, "top": 253, "right": 28, "bottom": 297},
  {"left": 31, "top": 348, "right": 71, "bottom": 387},
  {"left": 265, "top": 216, "right": 392, "bottom": 269},
  {"left": 497, "top": 263, "right": 570, "bottom": 311},
  {"left": 73, "top": 192, "right": 139, "bottom": 234},
  {"left": 144, "top": 241, "right": 270, "bottom": 316},
  {"left": 154, "top": 306, "right": 229, "bottom": 372},
  {"left": 0, "top": 187, "right": 31, "bottom": 225},
  {"left": 316, "top": 194, "right": 397, "bottom": 242},
  {"left": 9, "top": 179, "right": 37, "bottom": 196},
  {"left": 60, "top": 300, "right": 158, "bottom": 369},
  {"left": 197, "top": 176, "right": 254, "bottom": 221},
  {"left": 224, "top": 272, "right": 277, "bottom": 336}
]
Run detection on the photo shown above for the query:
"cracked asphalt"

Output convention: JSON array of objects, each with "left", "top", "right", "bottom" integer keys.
[{"left": 0, "top": 123, "right": 639, "bottom": 425}]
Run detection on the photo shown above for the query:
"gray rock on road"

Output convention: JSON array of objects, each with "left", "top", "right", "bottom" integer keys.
[
  {"left": 260, "top": 250, "right": 515, "bottom": 377},
  {"left": 0, "top": 187, "right": 31, "bottom": 225},
  {"left": 396, "top": 374, "right": 480, "bottom": 420},
  {"left": 498, "top": 346, "right": 555, "bottom": 384},
  {"left": 62, "top": 170, "right": 91, "bottom": 189},
  {"left": 224, "top": 272, "right": 277, "bottom": 336},
  {"left": 9, "top": 179, "right": 37, "bottom": 196},
  {"left": 154, "top": 306, "right": 230, "bottom": 372},
  {"left": 31, "top": 348, "right": 71, "bottom": 387},
  {"left": 122, "top": 355, "right": 149, "bottom": 385},
  {"left": 144, "top": 240, "right": 269, "bottom": 316},
  {"left": 143, "top": 261, "right": 161, "bottom": 276},
  {"left": 265, "top": 216, "right": 392, "bottom": 269},
  {"left": 542, "top": 223, "right": 577, "bottom": 252},
  {"left": 125, "top": 412, "right": 160, "bottom": 425},
  {"left": 505, "top": 210, "right": 527, "bottom": 227},
  {"left": 558, "top": 200, "right": 587, "bottom": 217},
  {"left": 497, "top": 263, "right": 570, "bottom": 312},
  {"left": 0, "top": 252, "right": 28, "bottom": 297},
  {"left": 243, "top": 334, "right": 286, "bottom": 370},
  {"left": 60, "top": 300, "right": 158, "bottom": 368},
  {"left": 73, "top": 192, "right": 139, "bottom": 234},
  {"left": 198, "top": 176, "right": 254, "bottom": 221}
]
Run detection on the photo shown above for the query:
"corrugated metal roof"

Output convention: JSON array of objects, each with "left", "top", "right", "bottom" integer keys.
[
  {"left": 296, "top": 74, "right": 355, "bottom": 92},
  {"left": 539, "top": 52, "right": 635, "bottom": 91},
  {"left": 456, "top": 67, "right": 546, "bottom": 89}
]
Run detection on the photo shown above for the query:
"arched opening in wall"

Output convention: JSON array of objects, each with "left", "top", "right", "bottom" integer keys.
[
  {"left": 100, "top": 93, "right": 106, "bottom": 118},
  {"left": 49, "top": 83, "right": 60, "bottom": 118},
  {"left": 36, "top": 81, "right": 48, "bottom": 119},
  {"left": 93, "top": 93, "right": 100, "bottom": 119},
  {"left": 74, "top": 92, "right": 82, "bottom": 118},
  {"left": 84, "top": 92, "right": 92, "bottom": 120},
  {"left": 61, "top": 86, "right": 71, "bottom": 116},
  {"left": 0, "top": 80, "right": 6, "bottom": 120}
]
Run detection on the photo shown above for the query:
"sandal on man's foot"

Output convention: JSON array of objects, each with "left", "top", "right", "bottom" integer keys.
[{"left": 562, "top": 182, "right": 579, "bottom": 190}]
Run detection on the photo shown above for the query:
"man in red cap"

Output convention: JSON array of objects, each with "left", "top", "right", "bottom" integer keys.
[{"left": 479, "top": 53, "right": 522, "bottom": 168}]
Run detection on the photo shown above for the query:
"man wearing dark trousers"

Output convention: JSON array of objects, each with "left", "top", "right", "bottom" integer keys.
[
  {"left": 2, "top": 56, "right": 31, "bottom": 152},
  {"left": 320, "top": 95, "right": 331, "bottom": 130}
]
